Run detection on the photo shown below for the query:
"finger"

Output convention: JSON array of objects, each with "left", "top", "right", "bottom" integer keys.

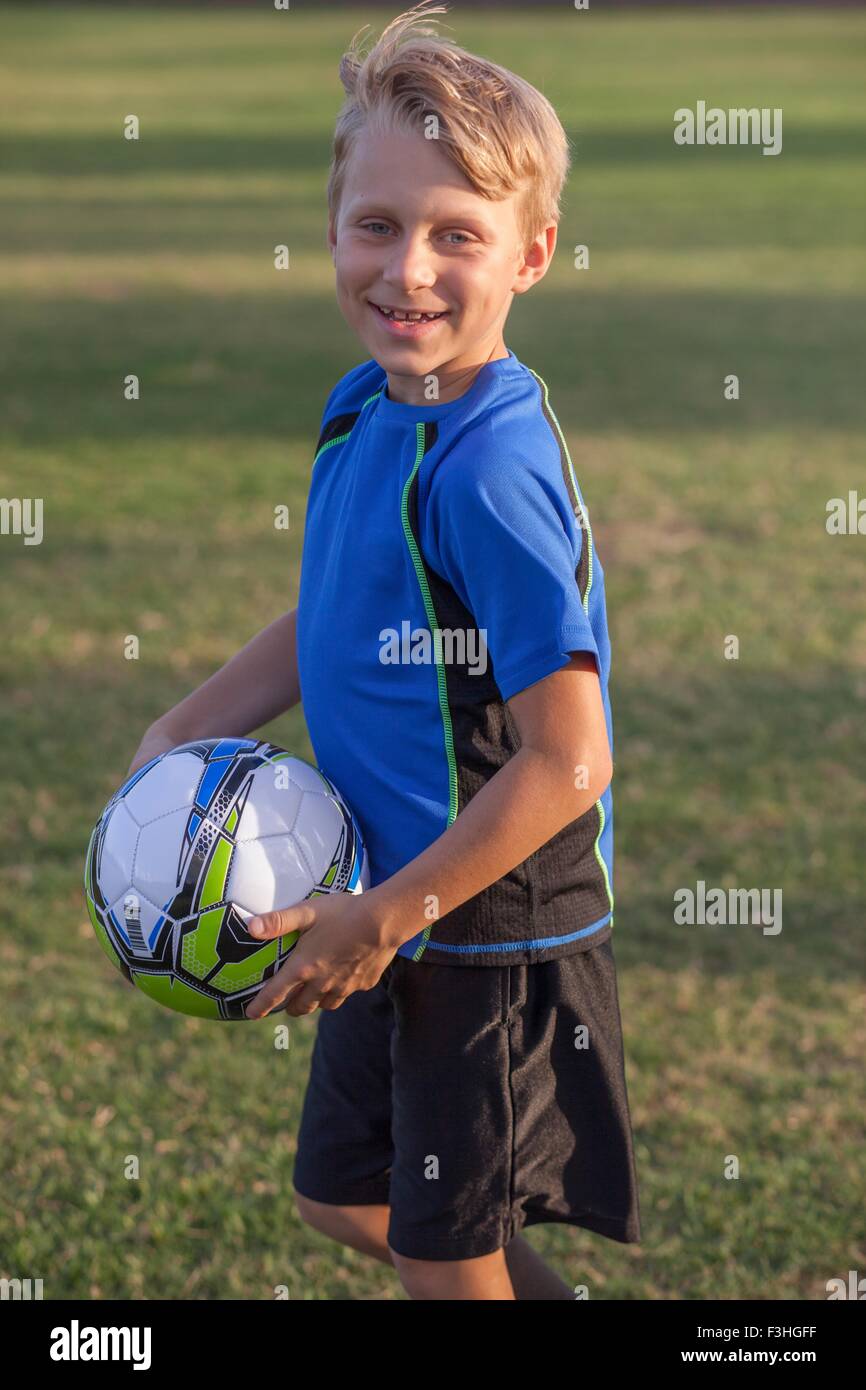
[
  {"left": 245, "top": 974, "right": 305, "bottom": 1020},
  {"left": 318, "top": 992, "right": 350, "bottom": 1012},
  {"left": 283, "top": 981, "right": 327, "bottom": 1017},
  {"left": 247, "top": 901, "right": 317, "bottom": 941}
]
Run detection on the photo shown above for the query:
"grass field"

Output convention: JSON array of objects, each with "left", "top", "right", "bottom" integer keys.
[{"left": 1, "top": 3, "right": 864, "bottom": 1299}]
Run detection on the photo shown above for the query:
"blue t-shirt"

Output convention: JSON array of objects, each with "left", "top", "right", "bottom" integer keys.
[{"left": 296, "top": 349, "right": 614, "bottom": 966}]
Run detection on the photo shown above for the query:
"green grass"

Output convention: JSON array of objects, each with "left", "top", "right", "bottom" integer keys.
[{"left": 1, "top": 5, "right": 864, "bottom": 1300}]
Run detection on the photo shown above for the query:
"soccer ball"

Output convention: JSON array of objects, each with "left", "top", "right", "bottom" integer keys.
[{"left": 83, "top": 738, "right": 370, "bottom": 1020}]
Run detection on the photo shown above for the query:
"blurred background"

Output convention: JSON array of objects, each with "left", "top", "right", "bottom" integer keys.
[{"left": 1, "top": 0, "right": 864, "bottom": 1299}]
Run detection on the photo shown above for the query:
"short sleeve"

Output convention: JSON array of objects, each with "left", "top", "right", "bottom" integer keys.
[{"left": 424, "top": 447, "right": 599, "bottom": 702}]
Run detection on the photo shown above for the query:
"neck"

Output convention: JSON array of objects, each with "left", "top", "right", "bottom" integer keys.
[{"left": 385, "top": 341, "right": 510, "bottom": 407}]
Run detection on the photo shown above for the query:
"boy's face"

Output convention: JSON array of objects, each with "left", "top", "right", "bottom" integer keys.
[{"left": 328, "top": 124, "right": 555, "bottom": 405}]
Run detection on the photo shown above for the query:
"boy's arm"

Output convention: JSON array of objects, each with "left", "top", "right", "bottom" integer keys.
[
  {"left": 371, "top": 650, "right": 612, "bottom": 950},
  {"left": 128, "top": 607, "right": 301, "bottom": 773},
  {"left": 244, "top": 651, "right": 612, "bottom": 1017}
]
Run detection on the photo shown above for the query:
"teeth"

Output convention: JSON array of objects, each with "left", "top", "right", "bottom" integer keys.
[{"left": 376, "top": 304, "right": 443, "bottom": 323}]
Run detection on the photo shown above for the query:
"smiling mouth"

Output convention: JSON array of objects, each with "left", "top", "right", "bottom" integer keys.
[{"left": 370, "top": 301, "right": 449, "bottom": 323}]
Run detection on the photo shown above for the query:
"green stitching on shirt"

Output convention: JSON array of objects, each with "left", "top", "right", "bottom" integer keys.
[
  {"left": 592, "top": 793, "right": 615, "bottom": 918},
  {"left": 527, "top": 368, "right": 594, "bottom": 615},
  {"left": 400, "top": 422, "right": 459, "bottom": 960},
  {"left": 312, "top": 390, "right": 382, "bottom": 465}
]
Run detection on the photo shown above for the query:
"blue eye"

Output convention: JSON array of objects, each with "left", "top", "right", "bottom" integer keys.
[{"left": 359, "top": 224, "right": 473, "bottom": 245}]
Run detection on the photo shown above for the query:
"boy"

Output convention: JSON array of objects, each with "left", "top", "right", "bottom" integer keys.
[{"left": 130, "top": 2, "right": 641, "bottom": 1299}]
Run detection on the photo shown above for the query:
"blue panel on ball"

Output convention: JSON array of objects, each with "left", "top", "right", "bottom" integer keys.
[
  {"left": 209, "top": 738, "right": 257, "bottom": 760},
  {"left": 148, "top": 910, "right": 170, "bottom": 950},
  {"left": 196, "top": 759, "right": 231, "bottom": 813},
  {"left": 348, "top": 852, "right": 362, "bottom": 891}
]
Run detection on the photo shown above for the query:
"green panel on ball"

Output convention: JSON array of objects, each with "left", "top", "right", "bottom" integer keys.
[
  {"left": 133, "top": 972, "right": 222, "bottom": 1019},
  {"left": 210, "top": 935, "right": 283, "bottom": 992},
  {"left": 84, "top": 826, "right": 96, "bottom": 896},
  {"left": 200, "top": 836, "right": 232, "bottom": 910},
  {"left": 87, "top": 894, "right": 125, "bottom": 973},
  {"left": 181, "top": 907, "right": 225, "bottom": 980}
]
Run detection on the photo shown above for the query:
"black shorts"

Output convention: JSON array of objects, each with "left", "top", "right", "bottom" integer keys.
[{"left": 292, "top": 934, "right": 642, "bottom": 1262}]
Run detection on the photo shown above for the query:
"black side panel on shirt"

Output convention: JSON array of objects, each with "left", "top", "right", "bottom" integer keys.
[
  {"left": 315, "top": 412, "right": 361, "bottom": 458},
  {"left": 402, "top": 426, "right": 612, "bottom": 967}
]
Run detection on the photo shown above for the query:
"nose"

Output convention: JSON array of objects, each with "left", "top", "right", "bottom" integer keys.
[{"left": 381, "top": 231, "right": 437, "bottom": 295}]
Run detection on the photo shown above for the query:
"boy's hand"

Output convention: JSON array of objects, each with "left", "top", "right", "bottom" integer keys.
[
  {"left": 127, "top": 724, "right": 188, "bottom": 778},
  {"left": 244, "top": 890, "right": 399, "bottom": 1019}
]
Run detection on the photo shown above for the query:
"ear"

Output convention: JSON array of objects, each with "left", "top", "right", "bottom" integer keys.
[{"left": 512, "top": 223, "right": 557, "bottom": 297}]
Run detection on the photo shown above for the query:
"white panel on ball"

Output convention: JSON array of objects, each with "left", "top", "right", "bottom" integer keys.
[
  {"left": 98, "top": 801, "right": 140, "bottom": 908},
  {"left": 227, "top": 834, "right": 314, "bottom": 916},
  {"left": 292, "top": 794, "right": 346, "bottom": 883},
  {"left": 124, "top": 751, "right": 205, "bottom": 825},
  {"left": 234, "top": 764, "right": 304, "bottom": 841},
  {"left": 278, "top": 757, "right": 332, "bottom": 796},
  {"left": 133, "top": 807, "right": 193, "bottom": 908}
]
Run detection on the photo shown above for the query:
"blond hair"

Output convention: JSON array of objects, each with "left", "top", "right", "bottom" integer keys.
[{"left": 327, "top": 2, "right": 571, "bottom": 253}]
